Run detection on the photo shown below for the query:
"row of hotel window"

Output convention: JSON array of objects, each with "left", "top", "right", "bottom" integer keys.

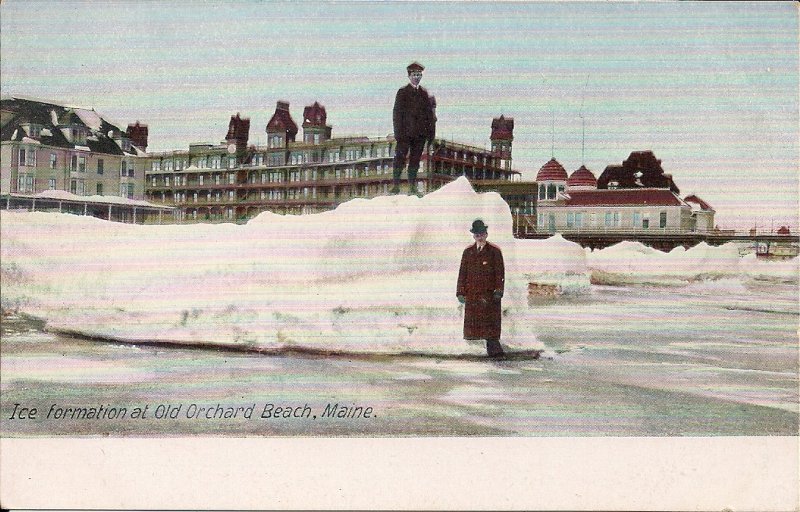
[
  {"left": 150, "top": 164, "right": 395, "bottom": 187},
  {"left": 178, "top": 208, "right": 237, "bottom": 221},
  {"left": 149, "top": 147, "right": 393, "bottom": 171},
  {"left": 168, "top": 189, "right": 315, "bottom": 203},
  {"left": 17, "top": 148, "right": 135, "bottom": 176},
  {"left": 538, "top": 211, "right": 669, "bottom": 229},
  {"left": 166, "top": 183, "right": 415, "bottom": 204},
  {"left": 16, "top": 175, "right": 136, "bottom": 198}
]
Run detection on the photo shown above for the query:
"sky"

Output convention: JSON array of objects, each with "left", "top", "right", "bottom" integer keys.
[{"left": 1, "top": 1, "right": 797, "bottom": 230}]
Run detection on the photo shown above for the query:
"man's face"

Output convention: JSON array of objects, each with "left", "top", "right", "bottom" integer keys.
[
  {"left": 473, "top": 232, "right": 488, "bottom": 244},
  {"left": 408, "top": 71, "right": 423, "bottom": 87}
]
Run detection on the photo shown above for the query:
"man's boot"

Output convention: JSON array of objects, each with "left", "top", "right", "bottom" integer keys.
[
  {"left": 407, "top": 168, "right": 421, "bottom": 196},
  {"left": 390, "top": 180, "right": 401, "bottom": 195},
  {"left": 486, "top": 339, "right": 505, "bottom": 358}
]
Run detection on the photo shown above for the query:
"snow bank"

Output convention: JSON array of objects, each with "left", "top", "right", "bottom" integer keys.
[
  {"left": 586, "top": 240, "right": 798, "bottom": 286},
  {"left": 516, "top": 234, "right": 590, "bottom": 295},
  {"left": 1, "top": 178, "right": 547, "bottom": 356}
]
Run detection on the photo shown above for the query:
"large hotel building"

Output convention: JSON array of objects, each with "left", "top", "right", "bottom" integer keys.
[
  {"left": 2, "top": 96, "right": 714, "bottom": 239},
  {"left": 143, "top": 101, "right": 523, "bottom": 222}
]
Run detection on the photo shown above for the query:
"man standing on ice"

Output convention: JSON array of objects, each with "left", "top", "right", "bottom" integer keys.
[
  {"left": 392, "top": 61, "right": 437, "bottom": 196},
  {"left": 457, "top": 220, "right": 505, "bottom": 358}
]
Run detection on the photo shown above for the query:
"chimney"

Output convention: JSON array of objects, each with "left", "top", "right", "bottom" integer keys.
[{"left": 126, "top": 121, "right": 149, "bottom": 151}]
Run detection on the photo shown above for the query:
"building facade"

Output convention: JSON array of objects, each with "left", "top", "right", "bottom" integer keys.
[
  {"left": 143, "top": 102, "right": 521, "bottom": 222},
  {"left": 1, "top": 97, "right": 147, "bottom": 200},
  {"left": 534, "top": 152, "right": 714, "bottom": 234}
]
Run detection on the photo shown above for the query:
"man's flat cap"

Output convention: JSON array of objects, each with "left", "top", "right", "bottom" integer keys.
[{"left": 406, "top": 62, "right": 425, "bottom": 73}]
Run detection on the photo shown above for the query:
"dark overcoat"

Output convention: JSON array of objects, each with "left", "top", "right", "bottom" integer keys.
[
  {"left": 456, "top": 242, "right": 505, "bottom": 340},
  {"left": 393, "top": 84, "right": 436, "bottom": 142}
]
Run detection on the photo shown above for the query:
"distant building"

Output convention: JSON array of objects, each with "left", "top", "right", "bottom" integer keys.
[
  {"left": 534, "top": 152, "right": 714, "bottom": 234},
  {"left": 1, "top": 96, "right": 147, "bottom": 200},
  {"left": 0, "top": 97, "right": 170, "bottom": 222},
  {"left": 143, "top": 102, "right": 522, "bottom": 222},
  {"left": 472, "top": 180, "right": 537, "bottom": 236}
]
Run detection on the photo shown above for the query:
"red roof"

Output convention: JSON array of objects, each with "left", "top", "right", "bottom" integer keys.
[
  {"left": 490, "top": 115, "right": 514, "bottom": 140},
  {"left": 266, "top": 101, "right": 298, "bottom": 139},
  {"left": 303, "top": 102, "right": 327, "bottom": 127},
  {"left": 684, "top": 194, "right": 714, "bottom": 211},
  {"left": 564, "top": 189, "right": 686, "bottom": 207},
  {"left": 567, "top": 165, "right": 597, "bottom": 187},
  {"left": 536, "top": 158, "right": 568, "bottom": 182}
]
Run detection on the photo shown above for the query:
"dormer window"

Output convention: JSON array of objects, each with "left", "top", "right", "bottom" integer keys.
[
  {"left": 121, "top": 138, "right": 132, "bottom": 152},
  {"left": 71, "top": 126, "right": 87, "bottom": 145},
  {"left": 25, "top": 124, "right": 43, "bottom": 138}
]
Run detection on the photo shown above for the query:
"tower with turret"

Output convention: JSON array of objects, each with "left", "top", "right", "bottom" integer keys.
[
  {"left": 225, "top": 113, "right": 250, "bottom": 162},
  {"left": 302, "top": 102, "right": 332, "bottom": 145},
  {"left": 490, "top": 115, "right": 513, "bottom": 171}
]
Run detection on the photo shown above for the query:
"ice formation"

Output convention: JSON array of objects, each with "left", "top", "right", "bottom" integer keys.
[
  {"left": 1, "top": 178, "right": 542, "bottom": 355},
  {"left": 2, "top": 177, "right": 796, "bottom": 355}
]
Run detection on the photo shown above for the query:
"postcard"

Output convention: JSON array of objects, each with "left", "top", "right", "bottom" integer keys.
[{"left": 1, "top": 1, "right": 797, "bottom": 510}]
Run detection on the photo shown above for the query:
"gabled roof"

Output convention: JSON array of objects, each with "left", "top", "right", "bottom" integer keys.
[
  {"left": 266, "top": 101, "right": 298, "bottom": 139},
  {"left": 564, "top": 188, "right": 687, "bottom": 207},
  {"left": 1, "top": 96, "right": 133, "bottom": 156},
  {"left": 597, "top": 150, "right": 679, "bottom": 194},
  {"left": 684, "top": 194, "right": 714, "bottom": 212}
]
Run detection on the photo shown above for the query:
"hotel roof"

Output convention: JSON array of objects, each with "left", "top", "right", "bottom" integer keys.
[
  {"left": 567, "top": 165, "right": 597, "bottom": 188},
  {"left": 536, "top": 158, "right": 568, "bottom": 182},
  {"left": 564, "top": 188, "right": 687, "bottom": 207}
]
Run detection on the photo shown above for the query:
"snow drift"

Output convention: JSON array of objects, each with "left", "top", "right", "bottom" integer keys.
[
  {"left": 586, "top": 240, "right": 798, "bottom": 286},
  {"left": 2, "top": 177, "right": 795, "bottom": 355},
  {"left": 1, "top": 178, "right": 551, "bottom": 356}
]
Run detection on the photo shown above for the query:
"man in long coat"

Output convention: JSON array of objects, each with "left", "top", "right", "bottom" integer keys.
[
  {"left": 392, "top": 61, "right": 437, "bottom": 196},
  {"left": 456, "top": 219, "right": 505, "bottom": 358}
]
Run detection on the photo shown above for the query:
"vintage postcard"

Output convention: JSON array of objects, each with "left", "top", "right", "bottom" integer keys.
[{"left": 1, "top": 1, "right": 798, "bottom": 509}]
